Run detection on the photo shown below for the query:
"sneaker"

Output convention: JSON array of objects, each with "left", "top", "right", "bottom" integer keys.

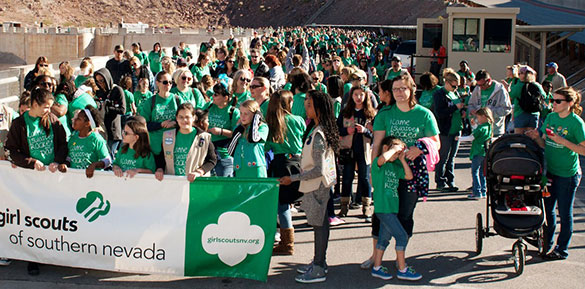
[
  {"left": 544, "top": 250, "right": 567, "bottom": 261},
  {"left": 297, "top": 261, "right": 328, "bottom": 274},
  {"left": 436, "top": 185, "right": 445, "bottom": 191},
  {"left": 275, "top": 231, "right": 281, "bottom": 243},
  {"left": 371, "top": 266, "right": 393, "bottom": 280},
  {"left": 290, "top": 206, "right": 299, "bottom": 213},
  {"left": 397, "top": 266, "right": 422, "bottom": 281},
  {"left": 329, "top": 217, "right": 345, "bottom": 226},
  {"left": 365, "top": 216, "right": 372, "bottom": 223},
  {"left": 0, "top": 258, "right": 11, "bottom": 266},
  {"left": 447, "top": 186, "right": 459, "bottom": 192},
  {"left": 349, "top": 203, "right": 362, "bottom": 210},
  {"left": 295, "top": 264, "right": 326, "bottom": 283},
  {"left": 467, "top": 194, "right": 481, "bottom": 200},
  {"left": 360, "top": 258, "right": 374, "bottom": 270}
]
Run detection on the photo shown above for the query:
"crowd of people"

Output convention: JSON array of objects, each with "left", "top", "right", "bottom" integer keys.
[{"left": 0, "top": 26, "right": 582, "bottom": 283}]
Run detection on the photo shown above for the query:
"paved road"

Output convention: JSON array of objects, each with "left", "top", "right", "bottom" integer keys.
[{"left": 1, "top": 141, "right": 584, "bottom": 288}]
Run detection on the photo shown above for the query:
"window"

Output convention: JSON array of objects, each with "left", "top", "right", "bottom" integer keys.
[
  {"left": 452, "top": 18, "right": 479, "bottom": 52},
  {"left": 483, "top": 19, "right": 512, "bottom": 53},
  {"left": 423, "top": 23, "right": 443, "bottom": 48}
]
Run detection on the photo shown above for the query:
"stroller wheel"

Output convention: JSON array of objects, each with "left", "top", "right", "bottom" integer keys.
[
  {"left": 513, "top": 241, "right": 525, "bottom": 275},
  {"left": 475, "top": 213, "right": 483, "bottom": 255}
]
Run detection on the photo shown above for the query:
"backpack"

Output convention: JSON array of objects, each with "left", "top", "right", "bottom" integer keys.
[{"left": 519, "top": 82, "right": 545, "bottom": 113}]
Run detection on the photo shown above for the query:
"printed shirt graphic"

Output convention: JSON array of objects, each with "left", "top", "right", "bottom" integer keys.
[
  {"left": 138, "top": 93, "right": 183, "bottom": 155},
  {"left": 542, "top": 112, "right": 585, "bottom": 177},
  {"left": 24, "top": 111, "right": 55, "bottom": 165},
  {"left": 371, "top": 157, "right": 404, "bottom": 214},
  {"left": 68, "top": 131, "right": 110, "bottom": 169},
  {"left": 113, "top": 147, "right": 156, "bottom": 173},
  {"left": 174, "top": 130, "right": 197, "bottom": 176},
  {"left": 480, "top": 83, "right": 495, "bottom": 107},
  {"left": 208, "top": 105, "right": 240, "bottom": 158},
  {"left": 373, "top": 104, "right": 439, "bottom": 147}
]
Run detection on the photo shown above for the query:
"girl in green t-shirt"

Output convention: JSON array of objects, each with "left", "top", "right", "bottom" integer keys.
[
  {"left": 467, "top": 108, "right": 493, "bottom": 199},
  {"left": 69, "top": 106, "right": 111, "bottom": 177},
  {"left": 112, "top": 119, "right": 156, "bottom": 178},
  {"left": 133, "top": 78, "right": 153, "bottom": 109},
  {"left": 207, "top": 82, "right": 240, "bottom": 177},
  {"left": 232, "top": 100, "right": 268, "bottom": 178},
  {"left": 370, "top": 136, "right": 421, "bottom": 281},
  {"left": 231, "top": 69, "right": 253, "bottom": 107}
]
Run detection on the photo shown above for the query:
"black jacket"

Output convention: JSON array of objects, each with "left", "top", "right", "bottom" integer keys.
[
  {"left": 94, "top": 68, "right": 126, "bottom": 141},
  {"left": 253, "top": 61, "right": 270, "bottom": 78},
  {"left": 432, "top": 87, "right": 461, "bottom": 136},
  {"left": 105, "top": 58, "right": 131, "bottom": 85}
]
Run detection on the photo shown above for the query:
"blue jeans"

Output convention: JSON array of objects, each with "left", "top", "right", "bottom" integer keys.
[
  {"left": 341, "top": 155, "right": 372, "bottom": 201},
  {"left": 278, "top": 203, "right": 293, "bottom": 229},
  {"left": 545, "top": 173, "right": 581, "bottom": 257},
  {"left": 213, "top": 154, "right": 233, "bottom": 177},
  {"left": 471, "top": 156, "right": 486, "bottom": 197},
  {"left": 376, "top": 213, "right": 409, "bottom": 251},
  {"left": 435, "top": 134, "right": 460, "bottom": 187}
]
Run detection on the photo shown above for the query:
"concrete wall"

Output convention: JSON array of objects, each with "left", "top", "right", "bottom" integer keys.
[{"left": 540, "top": 0, "right": 585, "bottom": 11}]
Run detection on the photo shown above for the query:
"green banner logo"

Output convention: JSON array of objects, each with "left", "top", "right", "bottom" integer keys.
[
  {"left": 202, "top": 211, "right": 265, "bottom": 266},
  {"left": 76, "top": 191, "right": 111, "bottom": 222}
]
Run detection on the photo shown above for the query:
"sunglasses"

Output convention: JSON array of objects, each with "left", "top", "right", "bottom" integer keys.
[
  {"left": 39, "top": 64, "right": 49, "bottom": 67},
  {"left": 227, "top": 60, "right": 235, "bottom": 63},
  {"left": 240, "top": 77, "right": 251, "bottom": 83},
  {"left": 250, "top": 84, "right": 263, "bottom": 89},
  {"left": 182, "top": 76, "right": 193, "bottom": 81},
  {"left": 551, "top": 98, "right": 569, "bottom": 104},
  {"left": 158, "top": 80, "right": 172, "bottom": 85},
  {"left": 250, "top": 55, "right": 259, "bottom": 59},
  {"left": 116, "top": 50, "right": 124, "bottom": 54},
  {"left": 40, "top": 81, "right": 53, "bottom": 87}
]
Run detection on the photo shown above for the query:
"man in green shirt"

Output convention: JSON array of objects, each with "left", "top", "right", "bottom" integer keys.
[{"left": 384, "top": 56, "right": 407, "bottom": 80}]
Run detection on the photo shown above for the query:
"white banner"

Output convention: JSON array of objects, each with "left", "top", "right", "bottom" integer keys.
[{"left": 0, "top": 161, "right": 189, "bottom": 275}]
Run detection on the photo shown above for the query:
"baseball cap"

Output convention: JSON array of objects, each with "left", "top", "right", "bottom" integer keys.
[
  {"left": 546, "top": 62, "right": 558, "bottom": 69},
  {"left": 519, "top": 65, "right": 536, "bottom": 74},
  {"left": 176, "top": 57, "right": 188, "bottom": 67},
  {"left": 391, "top": 56, "right": 401, "bottom": 62}
]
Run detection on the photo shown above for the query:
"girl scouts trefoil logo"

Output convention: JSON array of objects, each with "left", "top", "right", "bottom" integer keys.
[{"left": 76, "top": 191, "right": 111, "bottom": 222}]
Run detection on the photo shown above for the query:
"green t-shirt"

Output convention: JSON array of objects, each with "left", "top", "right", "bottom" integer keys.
[
  {"left": 334, "top": 99, "right": 342, "bottom": 119},
  {"left": 283, "top": 83, "right": 292, "bottom": 91},
  {"left": 170, "top": 87, "right": 207, "bottom": 109},
  {"left": 133, "top": 90, "right": 153, "bottom": 108},
  {"left": 291, "top": 93, "right": 307, "bottom": 120},
  {"left": 259, "top": 99, "right": 269, "bottom": 119},
  {"left": 74, "top": 75, "right": 88, "bottom": 88},
  {"left": 55, "top": 93, "right": 71, "bottom": 140},
  {"left": 67, "top": 131, "right": 109, "bottom": 169},
  {"left": 419, "top": 86, "right": 441, "bottom": 109},
  {"left": 233, "top": 91, "right": 252, "bottom": 107},
  {"left": 24, "top": 111, "right": 55, "bottom": 165},
  {"left": 373, "top": 104, "right": 439, "bottom": 147},
  {"left": 343, "top": 83, "right": 352, "bottom": 96},
  {"left": 542, "top": 112, "right": 585, "bottom": 177},
  {"left": 480, "top": 82, "right": 495, "bottom": 107},
  {"left": 123, "top": 90, "right": 135, "bottom": 114},
  {"left": 191, "top": 64, "right": 210, "bottom": 82},
  {"left": 68, "top": 93, "right": 97, "bottom": 124},
  {"left": 444, "top": 88, "right": 463, "bottom": 135},
  {"left": 233, "top": 123, "right": 269, "bottom": 178},
  {"left": 372, "top": 157, "right": 405, "bottom": 214},
  {"left": 134, "top": 51, "right": 149, "bottom": 67},
  {"left": 385, "top": 69, "right": 402, "bottom": 80},
  {"left": 138, "top": 93, "right": 183, "bottom": 155},
  {"left": 148, "top": 51, "right": 165, "bottom": 74},
  {"left": 174, "top": 130, "right": 197, "bottom": 176},
  {"left": 265, "top": 114, "right": 306, "bottom": 155},
  {"left": 374, "top": 63, "right": 387, "bottom": 79},
  {"left": 315, "top": 83, "right": 328, "bottom": 94},
  {"left": 207, "top": 104, "right": 240, "bottom": 158},
  {"left": 469, "top": 122, "right": 491, "bottom": 159},
  {"left": 113, "top": 147, "right": 156, "bottom": 173}
]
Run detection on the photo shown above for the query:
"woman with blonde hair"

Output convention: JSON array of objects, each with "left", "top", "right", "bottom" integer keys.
[
  {"left": 74, "top": 60, "right": 94, "bottom": 88},
  {"left": 170, "top": 68, "right": 206, "bottom": 109},
  {"left": 433, "top": 68, "right": 465, "bottom": 191},
  {"left": 231, "top": 69, "right": 253, "bottom": 106}
]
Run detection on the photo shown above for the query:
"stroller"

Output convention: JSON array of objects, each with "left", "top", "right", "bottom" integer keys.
[{"left": 475, "top": 134, "right": 547, "bottom": 275}]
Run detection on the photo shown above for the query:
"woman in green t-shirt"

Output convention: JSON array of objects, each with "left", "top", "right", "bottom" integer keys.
[
  {"left": 190, "top": 54, "right": 211, "bottom": 82},
  {"left": 231, "top": 69, "right": 253, "bottom": 106},
  {"left": 527, "top": 87, "right": 585, "bottom": 260},
  {"left": 513, "top": 65, "right": 543, "bottom": 134},
  {"left": 148, "top": 42, "right": 165, "bottom": 75},
  {"left": 137, "top": 71, "right": 182, "bottom": 157},
  {"left": 266, "top": 90, "right": 306, "bottom": 255},
  {"left": 112, "top": 119, "right": 156, "bottom": 178},
  {"left": 170, "top": 69, "right": 206, "bottom": 109},
  {"left": 207, "top": 82, "right": 240, "bottom": 177},
  {"left": 68, "top": 106, "right": 111, "bottom": 177}
]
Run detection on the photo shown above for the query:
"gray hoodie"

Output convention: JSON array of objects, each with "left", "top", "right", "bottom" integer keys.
[{"left": 467, "top": 80, "right": 512, "bottom": 136}]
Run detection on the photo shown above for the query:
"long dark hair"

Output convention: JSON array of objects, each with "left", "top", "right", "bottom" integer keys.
[
  {"left": 121, "top": 120, "right": 152, "bottom": 159},
  {"left": 267, "top": 90, "right": 293, "bottom": 143},
  {"left": 342, "top": 86, "right": 376, "bottom": 120},
  {"left": 326, "top": 75, "right": 344, "bottom": 100},
  {"left": 303, "top": 90, "right": 340, "bottom": 154},
  {"left": 30, "top": 88, "right": 55, "bottom": 136},
  {"left": 290, "top": 73, "right": 312, "bottom": 94},
  {"left": 55, "top": 79, "right": 76, "bottom": 102}
]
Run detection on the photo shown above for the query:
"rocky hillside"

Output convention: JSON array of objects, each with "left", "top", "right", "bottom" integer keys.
[{"left": 0, "top": 0, "right": 448, "bottom": 28}]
